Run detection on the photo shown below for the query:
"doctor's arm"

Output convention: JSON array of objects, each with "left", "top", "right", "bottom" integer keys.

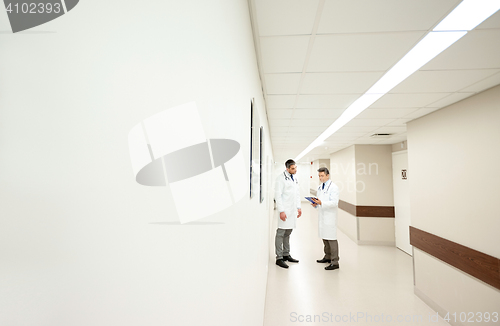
[
  {"left": 296, "top": 182, "right": 302, "bottom": 218},
  {"left": 274, "top": 177, "right": 287, "bottom": 221}
]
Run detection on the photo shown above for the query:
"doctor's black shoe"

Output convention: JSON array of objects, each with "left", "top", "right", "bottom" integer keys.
[
  {"left": 325, "top": 263, "right": 339, "bottom": 270},
  {"left": 283, "top": 255, "right": 299, "bottom": 263},
  {"left": 316, "top": 258, "right": 331, "bottom": 263},
  {"left": 276, "top": 259, "right": 289, "bottom": 269}
]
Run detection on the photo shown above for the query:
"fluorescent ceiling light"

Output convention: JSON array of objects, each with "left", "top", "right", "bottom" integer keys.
[
  {"left": 294, "top": 32, "right": 465, "bottom": 161},
  {"left": 295, "top": 93, "right": 384, "bottom": 160},
  {"left": 293, "top": 1, "right": 500, "bottom": 162},
  {"left": 434, "top": 0, "right": 500, "bottom": 31},
  {"left": 367, "top": 31, "right": 467, "bottom": 94}
]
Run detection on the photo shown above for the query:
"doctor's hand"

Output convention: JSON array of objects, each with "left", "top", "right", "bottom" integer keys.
[
  {"left": 297, "top": 209, "right": 302, "bottom": 218},
  {"left": 279, "top": 212, "right": 287, "bottom": 221},
  {"left": 311, "top": 203, "right": 318, "bottom": 208},
  {"left": 312, "top": 198, "right": 322, "bottom": 205}
]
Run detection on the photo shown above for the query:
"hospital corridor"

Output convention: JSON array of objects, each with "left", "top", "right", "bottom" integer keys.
[
  {"left": 264, "top": 204, "right": 450, "bottom": 326},
  {"left": 1, "top": 0, "right": 499, "bottom": 325}
]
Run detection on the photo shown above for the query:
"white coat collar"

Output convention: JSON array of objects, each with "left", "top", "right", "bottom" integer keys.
[{"left": 320, "top": 179, "right": 331, "bottom": 188}]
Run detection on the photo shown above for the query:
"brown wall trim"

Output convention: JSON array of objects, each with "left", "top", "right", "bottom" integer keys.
[
  {"left": 410, "top": 226, "right": 500, "bottom": 291},
  {"left": 338, "top": 200, "right": 395, "bottom": 218},
  {"left": 338, "top": 200, "right": 356, "bottom": 216}
]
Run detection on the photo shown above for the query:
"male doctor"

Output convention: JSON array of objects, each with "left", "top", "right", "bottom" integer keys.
[
  {"left": 274, "top": 159, "right": 302, "bottom": 269},
  {"left": 311, "top": 167, "right": 340, "bottom": 270}
]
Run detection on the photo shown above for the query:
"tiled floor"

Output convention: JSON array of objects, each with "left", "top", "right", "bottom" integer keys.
[{"left": 263, "top": 203, "right": 450, "bottom": 326}]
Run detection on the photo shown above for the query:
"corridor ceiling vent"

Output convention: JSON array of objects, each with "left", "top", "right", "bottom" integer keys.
[{"left": 370, "top": 134, "right": 393, "bottom": 138}]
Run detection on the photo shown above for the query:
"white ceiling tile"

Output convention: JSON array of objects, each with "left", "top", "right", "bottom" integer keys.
[
  {"left": 271, "top": 134, "right": 291, "bottom": 139},
  {"left": 255, "top": 0, "right": 320, "bottom": 36},
  {"left": 265, "top": 73, "right": 302, "bottom": 94},
  {"left": 372, "top": 126, "right": 407, "bottom": 134},
  {"left": 402, "top": 108, "right": 441, "bottom": 120},
  {"left": 307, "top": 32, "right": 425, "bottom": 72},
  {"left": 376, "top": 138, "right": 406, "bottom": 144},
  {"left": 317, "top": 0, "right": 460, "bottom": 34},
  {"left": 386, "top": 118, "right": 412, "bottom": 127},
  {"left": 390, "top": 135, "right": 408, "bottom": 142},
  {"left": 390, "top": 69, "right": 500, "bottom": 93},
  {"left": 274, "top": 143, "right": 311, "bottom": 148},
  {"left": 460, "top": 72, "right": 500, "bottom": 93},
  {"left": 269, "top": 119, "right": 291, "bottom": 127},
  {"left": 425, "top": 92, "right": 475, "bottom": 109},
  {"left": 422, "top": 30, "right": 500, "bottom": 70},
  {"left": 336, "top": 126, "right": 380, "bottom": 133},
  {"left": 292, "top": 108, "right": 344, "bottom": 119},
  {"left": 356, "top": 108, "right": 419, "bottom": 119},
  {"left": 344, "top": 118, "right": 394, "bottom": 127},
  {"left": 270, "top": 126, "right": 291, "bottom": 133},
  {"left": 290, "top": 119, "right": 335, "bottom": 127},
  {"left": 289, "top": 126, "right": 326, "bottom": 133},
  {"left": 370, "top": 93, "right": 449, "bottom": 108},
  {"left": 260, "top": 36, "right": 310, "bottom": 73},
  {"left": 301, "top": 72, "right": 383, "bottom": 94},
  {"left": 476, "top": 9, "right": 500, "bottom": 30},
  {"left": 353, "top": 138, "right": 384, "bottom": 145},
  {"left": 268, "top": 109, "right": 294, "bottom": 120},
  {"left": 296, "top": 94, "right": 360, "bottom": 108},
  {"left": 266, "top": 95, "right": 296, "bottom": 108},
  {"left": 325, "top": 136, "right": 362, "bottom": 144},
  {"left": 328, "top": 132, "right": 366, "bottom": 138},
  {"left": 289, "top": 132, "right": 323, "bottom": 138}
]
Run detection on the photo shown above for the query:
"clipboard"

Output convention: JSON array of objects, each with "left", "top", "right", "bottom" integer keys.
[{"left": 304, "top": 197, "right": 318, "bottom": 204}]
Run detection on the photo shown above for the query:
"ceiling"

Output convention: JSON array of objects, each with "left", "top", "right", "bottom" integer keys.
[{"left": 248, "top": 0, "right": 500, "bottom": 163}]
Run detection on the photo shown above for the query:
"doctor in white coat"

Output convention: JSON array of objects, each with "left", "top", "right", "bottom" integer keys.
[
  {"left": 311, "top": 167, "right": 340, "bottom": 270},
  {"left": 274, "top": 159, "right": 302, "bottom": 269}
]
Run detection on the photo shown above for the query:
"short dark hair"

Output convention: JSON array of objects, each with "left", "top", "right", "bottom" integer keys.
[
  {"left": 285, "top": 159, "right": 296, "bottom": 169},
  {"left": 318, "top": 167, "right": 329, "bottom": 175}
]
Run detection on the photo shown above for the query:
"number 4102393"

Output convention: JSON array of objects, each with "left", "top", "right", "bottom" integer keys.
[
  {"left": 5, "top": 2, "right": 62, "bottom": 14},
  {"left": 443, "top": 312, "right": 498, "bottom": 323}
]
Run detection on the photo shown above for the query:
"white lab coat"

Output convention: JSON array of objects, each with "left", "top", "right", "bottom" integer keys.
[
  {"left": 274, "top": 170, "right": 301, "bottom": 229},
  {"left": 316, "top": 180, "right": 339, "bottom": 240}
]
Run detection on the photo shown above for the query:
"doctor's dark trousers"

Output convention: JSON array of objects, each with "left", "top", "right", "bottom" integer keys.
[
  {"left": 323, "top": 239, "right": 340, "bottom": 265},
  {"left": 275, "top": 228, "right": 293, "bottom": 260}
]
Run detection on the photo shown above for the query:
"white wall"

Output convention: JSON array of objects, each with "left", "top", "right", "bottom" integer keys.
[
  {"left": 330, "top": 145, "right": 357, "bottom": 205},
  {"left": 330, "top": 145, "right": 395, "bottom": 245},
  {"left": 392, "top": 150, "right": 412, "bottom": 255},
  {"left": 0, "top": 1, "right": 273, "bottom": 325},
  {"left": 407, "top": 85, "right": 500, "bottom": 323},
  {"left": 355, "top": 145, "right": 394, "bottom": 207},
  {"left": 296, "top": 162, "right": 311, "bottom": 200},
  {"left": 311, "top": 159, "right": 330, "bottom": 192}
]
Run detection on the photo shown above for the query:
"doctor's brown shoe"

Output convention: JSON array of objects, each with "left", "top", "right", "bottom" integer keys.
[
  {"left": 283, "top": 255, "right": 299, "bottom": 263},
  {"left": 276, "top": 259, "right": 289, "bottom": 269},
  {"left": 325, "top": 263, "right": 339, "bottom": 270},
  {"left": 316, "top": 258, "right": 331, "bottom": 263}
]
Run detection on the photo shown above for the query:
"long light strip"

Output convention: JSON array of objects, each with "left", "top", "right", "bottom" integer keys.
[
  {"left": 294, "top": 0, "right": 500, "bottom": 161},
  {"left": 434, "top": 0, "right": 500, "bottom": 31}
]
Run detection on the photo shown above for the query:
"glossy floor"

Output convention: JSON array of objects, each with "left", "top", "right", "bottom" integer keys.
[{"left": 263, "top": 203, "right": 450, "bottom": 326}]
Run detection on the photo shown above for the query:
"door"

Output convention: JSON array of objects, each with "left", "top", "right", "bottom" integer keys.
[{"left": 392, "top": 150, "right": 412, "bottom": 255}]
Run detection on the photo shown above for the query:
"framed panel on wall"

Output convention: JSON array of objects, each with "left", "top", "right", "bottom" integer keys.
[
  {"left": 249, "top": 99, "right": 253, "bottom": 198},
  {"left": 259, "top": 126, "right": 264, "bottom": 203},
  {"left": 249, "top": 98, "right": 260, "bottom": 199}
]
